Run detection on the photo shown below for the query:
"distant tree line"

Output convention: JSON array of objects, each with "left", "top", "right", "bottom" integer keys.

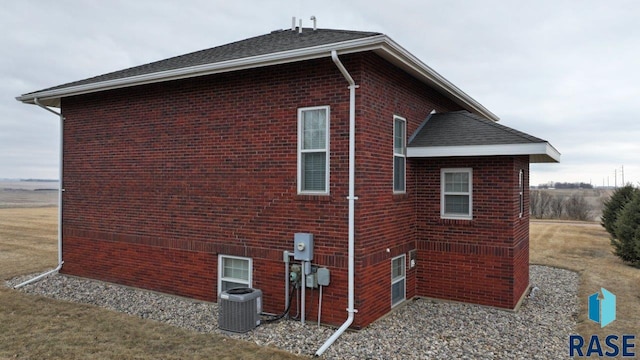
[
  {"left": 530, "top": 190, "right": 592, "bottom": 221},
  {"left": 536, "top": 182, "right": 593, "bottom": 189}
]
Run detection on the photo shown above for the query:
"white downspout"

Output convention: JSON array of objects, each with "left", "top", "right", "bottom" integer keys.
[
  {"left": 315, "top": 50, "right": 359, "bottom": 357},
  {"left": 14, "top": 98, "right": 64, "bottom": 288}
]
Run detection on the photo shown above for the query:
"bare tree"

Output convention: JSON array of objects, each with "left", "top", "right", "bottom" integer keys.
[
  {"left": 530, "top": 190, "right": 540, "bottom": 217},
  {"left": 565, "top": 193, "right": 592, "bottom": 221},
  {"left": 530, "top": 190, "right": 553, "bottom": 218},
  {"left": 550, "top": 195, "right": 565, "bottom": 219}
]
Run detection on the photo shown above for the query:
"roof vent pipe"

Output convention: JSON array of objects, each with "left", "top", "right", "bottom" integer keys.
[
  {"left": 291, "top": 17, "right": 296, "bottom": 31},
  {"left": 299, "top": 19, "right": 302, "bottom": 33},
  {"left": 311, "top": 16, "right": 317, "bottom": 30}
]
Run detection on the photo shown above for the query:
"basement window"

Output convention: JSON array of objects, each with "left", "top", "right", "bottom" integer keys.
[
  {"left": 218, "top": 255, "right": 252, "bottom": 294},
  {"left": 298, "top": 106, "right": 330, "bottom": 194},
  {"left": 441, "top": 168, "right": 473, "bottom": 220},
  {"left": 391, "top": 254, "right": 406, "bottom": 307}
]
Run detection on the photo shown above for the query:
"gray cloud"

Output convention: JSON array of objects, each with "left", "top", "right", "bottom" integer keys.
[{"left": 2, "top": 0, "right": 638, "bottom": 185}]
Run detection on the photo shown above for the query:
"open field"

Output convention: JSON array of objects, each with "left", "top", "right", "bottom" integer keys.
[
  {"left": 1, "top": 204, "right": 638, "bottom": 358},
  {"left": 530, "top": 220, "right": 640, "bottom": 339},
  {"left": 0, "top": 207, "right": 301, "bottom": 360},
  {"left": 0, "top": 181, "right": 58, "bottom": 209}
]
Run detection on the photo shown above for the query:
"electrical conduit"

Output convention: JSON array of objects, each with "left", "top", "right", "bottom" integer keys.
[
  {"left": 315, "top": 50, "right": 359, "bottom": 357},
  {"left": 14, "top": 98, "right": 64, "bottom": 288}
]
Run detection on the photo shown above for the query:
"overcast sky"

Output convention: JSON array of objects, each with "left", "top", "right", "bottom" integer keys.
[{"left": 2, "top": 0, "right": 638, "bottom": 186}]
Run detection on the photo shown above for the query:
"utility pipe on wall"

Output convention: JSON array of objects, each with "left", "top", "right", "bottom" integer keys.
[
  {"left": 15, "top": 98, "right": 64, "bottom": 289},
  {"left": 315, "top": 51, "right": 359, "bottom": 357}
]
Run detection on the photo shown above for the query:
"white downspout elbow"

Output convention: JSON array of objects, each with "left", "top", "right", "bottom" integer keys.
[
  {"left": 14, "top": 98, "right": 64, "bottom": 288},
  {"left": 315, "top": 50, "right": 359, "bottom": 357}
]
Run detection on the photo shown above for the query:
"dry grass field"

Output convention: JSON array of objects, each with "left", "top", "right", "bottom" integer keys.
[
  {"left": 0, "top": 207, "right": 301, "bottom": 360},
  {"left": 1, "top": 200, "right": 639, "bottom": 358},
  {"left": 530, "top": 220, "right": 640, "bottom": 339}
]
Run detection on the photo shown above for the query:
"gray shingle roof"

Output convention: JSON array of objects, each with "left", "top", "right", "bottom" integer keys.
[
  {"left": 26, "top": 28, "right": 381, "bottom": 95},
  {"left": 409, "top": 110, "right": 546, "bottom": 147}
]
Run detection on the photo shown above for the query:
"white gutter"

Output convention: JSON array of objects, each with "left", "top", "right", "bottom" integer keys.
[
  {"left": 14, "top": 98, "right": 64, "bottom": 288},
  {"left": 315, "top": 50, "right": 359, "bottom": 357}
]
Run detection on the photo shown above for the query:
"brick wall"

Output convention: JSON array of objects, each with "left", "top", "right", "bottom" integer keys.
[
  {"left": 352, "top": 54, "right": 463, "bottom": 326},
  {"left": 61, "top": 55, "right": 361, "bottom": 325},
  {"left": 414, "top": 156, "right": 530, "bottom": 309},
  {"left": 58, "top": 49, "right": 530, "bottom": 329}
]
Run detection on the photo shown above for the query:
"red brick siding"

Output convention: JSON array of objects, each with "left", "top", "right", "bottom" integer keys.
[
  {"left": 414, "top": 156, "right": 530, "bottom": 309},
  {"left": 60, "top": 56, "right": 360, "bottom": 324},
  {"left": 58, "top": 49, "right": 530, "bottom": 329},
  {"left": 350, "top": 54, "right": 464, "bottom": 326}
]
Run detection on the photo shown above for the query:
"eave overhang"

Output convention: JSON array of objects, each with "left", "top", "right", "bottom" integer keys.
[
  {"left": 407, "top": 142, "right": 561, "bottom": 163},
  {"left": 16, "top": 35, "right": 499, "bottom": 122}
]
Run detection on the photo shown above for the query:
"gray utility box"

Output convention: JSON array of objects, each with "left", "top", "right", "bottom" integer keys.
[
  {"left": 294, "top": 233, "right": 313, "bottom": 261},
  {"left": 218, "top": 288, "right": 262, "bottom": 333}
]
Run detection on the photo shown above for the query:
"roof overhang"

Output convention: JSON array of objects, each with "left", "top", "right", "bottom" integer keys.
[
  {"left": 16, "top": 35, "right": 499, "bottom": 121},
  {"left": 407, "top": 142, "right": 561, "bottom": 163}
]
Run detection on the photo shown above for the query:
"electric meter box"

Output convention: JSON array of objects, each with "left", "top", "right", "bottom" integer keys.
[{"left": 293, "top": 233, "right": 313, "bottom": 261}]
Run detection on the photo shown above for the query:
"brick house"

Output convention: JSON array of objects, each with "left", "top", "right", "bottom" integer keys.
[{"left": 17, "top": 27, "right": 559, "bottom": 331}]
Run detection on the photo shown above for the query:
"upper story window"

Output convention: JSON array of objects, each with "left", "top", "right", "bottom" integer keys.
[
  {"left": 441, "top": 168, "right": 473, "bottom": 219},
  {"left": 298, "top": 106, "right": 330, "bottom": 194},
  {"left": 519, "top": 169, "right": 525, "bottom": 218},
  {"left": 393, "top": 116, "right": 406, "bottom": 193}
]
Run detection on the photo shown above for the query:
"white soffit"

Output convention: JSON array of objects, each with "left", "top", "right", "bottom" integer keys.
[{"left": 407, "top": 143, "right": 561, "bottom": 163}]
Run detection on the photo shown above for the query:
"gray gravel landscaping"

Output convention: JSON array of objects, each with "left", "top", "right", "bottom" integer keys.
[{"left": 6, "top": 265, "right": 578, "bottom": 359}]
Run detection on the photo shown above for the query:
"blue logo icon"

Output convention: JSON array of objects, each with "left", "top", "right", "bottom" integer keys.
[{"left": 588, "top": 288, "right": 616, "bottom": 328}]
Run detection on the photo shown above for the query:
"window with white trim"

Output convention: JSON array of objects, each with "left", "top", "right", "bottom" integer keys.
[
  {"left": 393, "top": 116, "right": 406, "bottom": 193},
  {"left": 391, "top": 254, "right": 406, "bottom": 307},
  {"left": 519, "top": 169, "right": 525, "bottom": 218},
  {"left": 298, "top": 106, "right": 330, "bottom": 194},
  {"left": 441, "top": 168, "right": 473, "bottom": 219},
  {"left": 218, "top": 255, "right": 252, "bottom": 294}
]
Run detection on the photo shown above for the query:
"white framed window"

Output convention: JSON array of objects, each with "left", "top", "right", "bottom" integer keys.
[
  {"left": 218, "top": 255, "right": 252, "bottom": 294},
  {"left": 519, "top": 169, "right": 525, "bottom": 218},
  {"left": 441, "top": 168, "right": 473, "bottom": 219},
  {"left": 298, "top": 106, "right": 330, "bottom": 194},
  {"left": 391, "top": 254, "right": 406, "bottom": 307},
  {"left": 393, "top": 116, "right": 406, "bottom": 193}
]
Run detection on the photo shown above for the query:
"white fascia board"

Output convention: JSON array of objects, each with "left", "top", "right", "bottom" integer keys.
[
  {"left": 16, "top": 34, "right": 497, "bottom": 122},
  {"left": 407, "top": 142, "right": 561, "bottom": 163}
]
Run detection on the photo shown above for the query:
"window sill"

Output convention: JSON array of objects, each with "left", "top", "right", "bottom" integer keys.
[
  {"left": 439, "top": 217, "right": 474, "bottom": 226},
  {"left": 296, "top": 194, "right": 332, "bottom": 202}
]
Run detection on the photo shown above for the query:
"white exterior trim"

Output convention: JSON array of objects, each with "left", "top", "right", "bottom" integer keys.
[
  {"left": 407, "top": 142, "right": 560, "bottom": 163},
  {"left": 298, "top": 106, "right": 330, "bottom": 195},
  {"left": 16, "top": 35, "right": 498, "bottom": 122}
]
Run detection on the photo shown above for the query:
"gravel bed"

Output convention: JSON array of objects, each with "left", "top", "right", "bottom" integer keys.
[{"left": 6, "top": 265, "right": 577, "bottom": 359}]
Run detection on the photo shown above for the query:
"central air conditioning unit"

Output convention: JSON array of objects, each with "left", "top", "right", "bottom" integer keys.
[{"left": 218, "top": 288, "right": 262, "bottom": 333}]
